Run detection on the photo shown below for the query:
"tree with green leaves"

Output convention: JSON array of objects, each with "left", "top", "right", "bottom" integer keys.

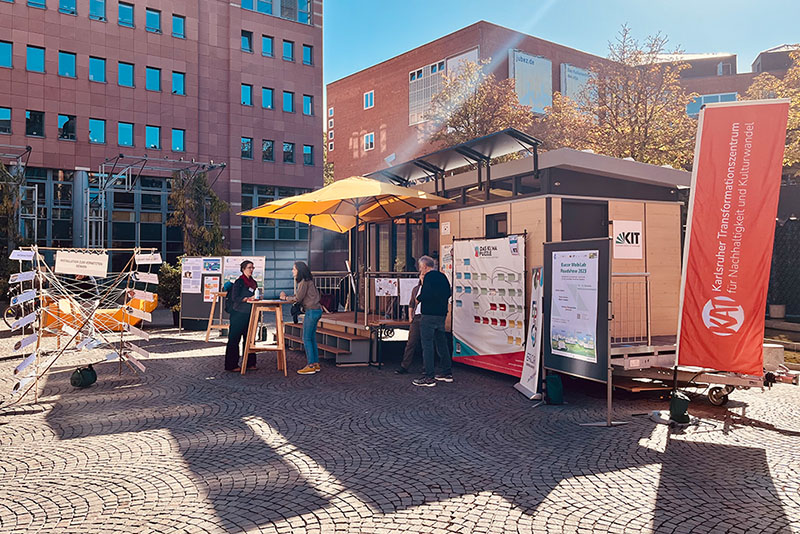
[
  {"left": 537, "top": 25, "right": 698, "bottom": 170},
  {"left": 425, "top": 59, "right": 533, "bottom": 148},
  {"left": 167, "top": 170, "right": 229, "bottom": 256}
]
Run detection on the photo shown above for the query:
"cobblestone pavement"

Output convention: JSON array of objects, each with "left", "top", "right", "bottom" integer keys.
[{"left": 0, "top": 325, "right": 799, "bottom": 534}]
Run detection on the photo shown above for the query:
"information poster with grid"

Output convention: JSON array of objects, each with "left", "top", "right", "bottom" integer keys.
[{"left": 452, "top": 236, "right": 526, "bottom": 376}]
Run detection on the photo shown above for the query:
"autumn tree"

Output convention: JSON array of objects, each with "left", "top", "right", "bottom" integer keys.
[
  {"left": 323, "top": 133, "right": 334, "bottom": 185},
  {"left": 167, "top": 170, "right": 229, "bottom": 256},
  {"left": 425, "top": 59, "right": 532, "bottom": 147},
  {"left": 538, "top": 25, "right": 698, "bottom": 169},
  {"left": 744, "top": 49, "right": 800, "bottom": 177}
]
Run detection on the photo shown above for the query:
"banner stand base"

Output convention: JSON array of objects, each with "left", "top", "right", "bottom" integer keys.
[
  {"left": 513, "top": 383, "right": 542, "bottom": 400},
  {"left": 579, "top": 421, "right": 629, "bottom": 427}
]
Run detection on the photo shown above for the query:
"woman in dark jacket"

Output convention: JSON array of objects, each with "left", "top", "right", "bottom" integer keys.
[{"left": 224, "top": 260, "right": 259, "bottom": 372}]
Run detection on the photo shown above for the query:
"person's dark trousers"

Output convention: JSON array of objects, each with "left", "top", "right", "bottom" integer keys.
[
  {"left": 419, "top": 314, "right": 451, "bottom": 378},
  {"left": 225, "top": 310, "right": 257, "bottom": 370},
  {"left": 400, "top": 315, "right": 422, "bottom": 371}
]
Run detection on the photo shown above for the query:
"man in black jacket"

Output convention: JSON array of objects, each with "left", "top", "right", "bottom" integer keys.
[{"left": 412, "top": 255, "right": 452, "bottom": 387}]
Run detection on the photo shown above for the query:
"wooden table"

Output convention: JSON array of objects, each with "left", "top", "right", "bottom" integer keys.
[{"left": 241, "top": 300, "right": 287, "bottom": 376}]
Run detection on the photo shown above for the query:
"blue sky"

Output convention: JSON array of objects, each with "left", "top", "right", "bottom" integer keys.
[{"left": 323, "top": 0, "right": 800, "bottom": 84}]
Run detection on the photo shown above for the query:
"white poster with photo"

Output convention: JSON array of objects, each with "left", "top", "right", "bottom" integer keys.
[
  {"left": 550, "top": 250, "right": 599, "bottom": 363},
  {"left": 222, "top": 256, "right": 266, "bottom": 287},
  {"left": 181, "top": 257, "right": 202, "bottom": 294},
  {"left": 612, "top": 220, "right": 643, "bottom": 259},
  {"left": 202, "top": 257, "right": 222, "bottom": 273},
  {"left": 440, "top": 244, "right": 454, "bottom": 284},
  {"left": 452, "top": 236, "right": 526, "bottom": 365},
  {"left": 399, "top": 278, "right": 420, "bottom": 306},
  {"left": 515, "top": 267, "right": 544, "bottom": 399},
  {"left": 374, "top": 278, "right": 398, "bottom": 297}
]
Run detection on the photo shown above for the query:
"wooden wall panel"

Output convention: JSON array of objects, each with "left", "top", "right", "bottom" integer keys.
[
  {"left": 645, "top": 202, "right": 682, "bottom": 337},
  {"left": 609, "top": 201, "right": 647, "bottom": 340}
]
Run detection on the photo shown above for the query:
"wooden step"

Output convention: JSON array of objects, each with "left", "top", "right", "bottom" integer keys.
[
  {"left": 284, "top": 334, "right": 351, "bottom": 355},
  {"left": 285, "top": 324, "right": 369, "bottom": 341}
]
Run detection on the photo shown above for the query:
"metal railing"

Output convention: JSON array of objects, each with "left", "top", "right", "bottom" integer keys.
[
  {"left": 310, "top": 271, "right": 352, "bottom": 313},
  {"left": 610, "top": 272, "right": 651, "bottom": 346},
  {"left": 365, "top": 271, "right": 421, "bottom": 323}
]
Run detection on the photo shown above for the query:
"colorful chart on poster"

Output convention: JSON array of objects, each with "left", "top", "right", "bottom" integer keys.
[
  {"left": 203, "top": 276, "right": 221, "bottom": 303},
  {"left": 550, "top": 250, "right": 598, "bottom": 363},
  {"left": 202, "top": 257, "right": 222, "bottom": 273},
  {"left": 452, "top": 236, "right": 526, "bottom": 376}
]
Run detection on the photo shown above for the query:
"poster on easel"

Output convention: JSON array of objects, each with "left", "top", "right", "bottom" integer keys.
[
  {"left": 452, "top": 235, "right": 526, "bottom": 377},
  {"left": 222, "top": 256, "right": 266, "bottom": 287},
  {"left": 203, "top": 276, "right": 221, "bottom": 303}
]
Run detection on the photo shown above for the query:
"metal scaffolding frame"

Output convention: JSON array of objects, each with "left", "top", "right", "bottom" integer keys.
[{"left": 85, "top": 154, "right": 226, "bottom": 248}]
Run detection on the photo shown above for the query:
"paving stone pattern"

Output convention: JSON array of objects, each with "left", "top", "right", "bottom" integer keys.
[{"left": 0, "top": 326, "right": 799, "bottom": 533}]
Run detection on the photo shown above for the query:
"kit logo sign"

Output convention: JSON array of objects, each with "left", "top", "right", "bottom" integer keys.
[
  {"left": 702, "top": 296, "right": 744, "bottom": 336},
  {"left": 615, "top": 231, "right": 640, "bottom": 245},
  {"left": 612, "top": 220, "right": 643, "bottom": 259}
]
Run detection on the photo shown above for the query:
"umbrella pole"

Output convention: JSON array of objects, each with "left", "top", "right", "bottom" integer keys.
[
  {"left": 354, "top": 213, "right": 360, "bottom": 323},
  {"left": 306, "top": 215, "right": 312, "bottom": 269}
]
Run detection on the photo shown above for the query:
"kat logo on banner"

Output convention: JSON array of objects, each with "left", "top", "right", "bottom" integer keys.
[{"left": 702, "top": 296, "right": 744, "bottom": 336}]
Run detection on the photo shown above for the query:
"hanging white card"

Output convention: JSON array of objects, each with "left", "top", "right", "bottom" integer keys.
[
  {"left": 76, "top": 337, "right": 96, "bottom": 350},
  {"left": 124, "top": 323, "right": 150, "bottom": 341},
  {"left": 61, "top": 324, "right": 79, "bottom": 337},
  {"left": 133, "top": 272, "right": 159, "bottom": 284},
  {"left": 11, "top": 290, "right": 37, "bottom": 306},
  {"left": 55, "top": 250, "right": 109, "bottom": 277},
  {"left": 135, "top": 253, "right": 162, "bottom": 265},
  {"left": 9, "top": 250, "right": 34, "bottom": 261},
  {"left": 11, "top": 312, "right": 37, "bottom": 331},
  {"left": 125, "top": 353, "right": 147, "bottom": 372},
  {"left": 126, "top": 343, "right": 150, "bottom": 358},
  {"left": 86, "top": 339, "right": 104, "bottom": 350},
  {"left": 14, "top": 352, "right": 37, "bottom": 375},
  {"left": 9, "top": 271, "right": 36, "bottom": 284},
  {"left": 105, "top": 352, "right": 120, "bottom": 361},
  {"left": 12, "top": 376, "right": 35, "bottom": 393},
  {"left": 14, "top": 333, "right": 38, "bottom": 352},
  {"left": 129, "top": 289, "right": 155, "bottom": 302},
  {"left": 124, "top": 307, "right": 151, "bottom": 322}
]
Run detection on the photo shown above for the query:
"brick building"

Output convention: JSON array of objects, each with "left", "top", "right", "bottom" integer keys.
[
  {"left": 326, "top": 20, "right": 794, "bottom": 179},
  {"left": 0, "top": 0, "right": 323, "bottom": 290}
]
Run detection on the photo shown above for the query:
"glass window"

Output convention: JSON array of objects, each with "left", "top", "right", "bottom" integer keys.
[
  {"left": 241, "top": 30, "right": 253, "bottom": 52},
  {"left": 118, "top": 2, "right": 134, "bottom": 27},
  {"left": 89, "top": 0, "right": 105, "bottom": 20},
  {"left": 27, "top": 45, "right": 45, "bottom": 73},
  {"left": 298, "top": 0, "right": 310, "bottom": 24},
  {"left": 241, "top": 137, "right": 253, "bottom": 159},
  {"left": 146, "top": 125, "right": 160, "bottom": 149},
  {"left": 241, "top": 83, "right": 252, "bottom": 106},
  {"left": 146, "top": 66, "right": 161, "bottom": 91},
  {"left": 262, "top": 87, "right": 273, "bottom": 109},
  {"left": 118, "top": 121, "right": 133, "bottom": 146},
  {"left": 283, "top": 142, "right": 294, "bottom": 163},
  {"left": 328, "top": 141, "right": 333, "bottom": 152},
  {"left": 89, "top": 56, "right": 106, "bottom": 82},
  {"left": 25, "top": 110, "right": 44, "bottom": 137},
  {"left": 303, "top": 144, "right": 313, "bottom": 166},
  {"left": 118, "top": 61, "right": 134, "bottom": 86},
  {"left": 280, "top": 0, "right": 296, "bottom": 21},
  {"left": 59, "top": 0, "right": 76, "bottom": 14},
  {"left": 172, "top": 71, "right": 185, "bottom": 95},
  {"left": 282, "top": 40, "right": 294, "bottom": 61},
  {"left": 241, "top": 0, "right": 253, "bottom": 9},
  {"left": 328, "top": 107, "right": 333, "bottom": 117},
  {"left": 89, "top": 118, "right": 106, "bottom": 143},
  {"left": 28, "top": 0, "right": 46, "bottom": 8},
  {"left": 0, "top": 107, "right": 10, "bottom": 134},
  {"left": 302, "top": 44, "right": 312, "bottom": 65},
  {"left": 58, "top": 114, "right": 76, "bottom": 140},
  {"left": 256, "top": 0, "right": 271, "bottom": 13},
  {"left": 172, "top": 129, "right": 185, "bottom": 151},
  {"left": 328, "top": 118, "right": 333, "bottom": 129},
  {"left": 0, "top": 41, "right": 11, "bottom": 68},
  {"left": 58, "top": 51, "right": 76, "bottom": 77},
  {"left": 364, "top": 90, "right": 374, "bottom": 109},
  {"left": 262, "top": 139, "right": 274, "bottom": 161},
  {"left": 302, "top": 94, "right": 313, "bottom": 115},
  {"left": 172, "top": 14, "right": 185, "bottom": 38},
  {"left": 328, "top": 130, "right": 333, "bottom": 140},
  {"left": 364, "top": 132, "right": 374, "bottom": 151},
  {"left": 262, "top": 35, "right": 273, "bottom": 57},
  {"left": 283, "top": 91, "right": 294, "bottom": 112},
  {"left": 145, "top": 8, "right": 161, "bottom": 33}
]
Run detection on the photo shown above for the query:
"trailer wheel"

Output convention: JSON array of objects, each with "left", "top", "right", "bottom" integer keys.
[{"left": 708, "top": 387, "right": 729, "bottom": 406}]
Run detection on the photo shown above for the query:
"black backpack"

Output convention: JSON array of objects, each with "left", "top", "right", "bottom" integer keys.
[
  {"left": 223, "top": 281, "right": 234, "bottom": 314},
  {"left": 70, "top": 364, "right": 97, "bottom": 388}
]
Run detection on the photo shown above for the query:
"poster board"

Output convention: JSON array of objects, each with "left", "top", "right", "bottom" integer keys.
[
  {"left": 515, "top": 266, "right": 543, "bottom": 399},
  {"left": 452, "top": 235, "right": 526, "bottom": 377},
  {"left": 543, "top": 238, "right": 610, "bottom": 383}
]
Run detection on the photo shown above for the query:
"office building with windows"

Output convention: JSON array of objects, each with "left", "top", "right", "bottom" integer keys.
[
  {"left": 326, "top": 20, "right": 794, "bottom": 180},
  {"left": 0, "top": 0, "right": 322, "bottom": 290}
]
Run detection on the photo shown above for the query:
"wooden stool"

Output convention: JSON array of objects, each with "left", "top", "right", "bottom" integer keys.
[
  {"left": 205, "top": 291, "right": 228, "bottom": 342},
  {"left": 241, "top": 300, "right": 287, "bottom": 376}
]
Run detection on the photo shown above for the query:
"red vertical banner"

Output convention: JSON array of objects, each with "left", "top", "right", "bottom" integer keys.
[{"left": 678, "top": 100, "right": 790, "bottom": 375}]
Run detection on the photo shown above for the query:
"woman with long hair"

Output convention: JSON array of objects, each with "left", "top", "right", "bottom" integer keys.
[
  {"left": 224, "top": 260, "right": 259, "bottom": 372},
  {"left": 280, "top": 261, "right": 322, "bottom": 375}
]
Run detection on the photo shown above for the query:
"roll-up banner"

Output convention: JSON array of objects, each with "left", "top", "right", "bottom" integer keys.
[
  {"left": 452, "top": 236, "right": 526, "bottom": 377},
  {"left": 677, "top": 100, "right": 790, "bottom": 376}
]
